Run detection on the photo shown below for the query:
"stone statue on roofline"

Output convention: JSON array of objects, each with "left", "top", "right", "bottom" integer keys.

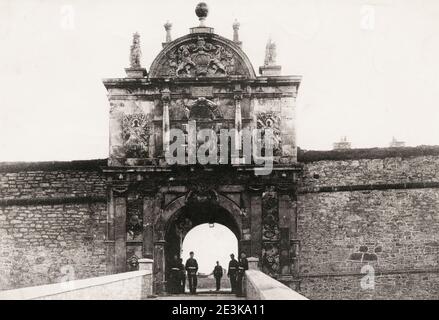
[
  {"left": 264, "top": 38, "right": 277, "bottom": 66},
  {"left": 130, "top": 32, "right": 142, "bottom": 68}
]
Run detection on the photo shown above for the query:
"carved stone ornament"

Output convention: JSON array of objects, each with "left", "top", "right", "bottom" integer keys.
[
  {"left": 166, "top": 37, "right": 235, "bottom": 77},
  {"left": 187, "top": 97, "right": 222, "bottom": 120},
  {"left": 262, "top": 187, "right": 280, "bottom": 241},
  {"left": 174, "top": 216, "right": 193, "bottom": 239},
  {"left": 123, "top": 113, "right": 151, "bottom": 158},
  {"left": 256, "top": 111, "right": 282, "bottom": 156},
  {"left": 112, "top": 185, "right": 129, "bottom": 195},
  {"left": 126, "top": 196, "right": 143, "bottom": 241},
  {"left": 262, "top": 242, "right": 280, "bottom": 276},
  {"left": 185, "top": 180, "right": 219, "bottom": 206}
]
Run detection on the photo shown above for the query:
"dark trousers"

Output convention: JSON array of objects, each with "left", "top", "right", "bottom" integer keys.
[
  {"left": 169, "top": 271, "right": 179, "bottom": 294},
  {"left": 236, "top": 273, "right": 244, "bottom": 296},
  {"left": 229, "top": 273, "right": 237, "bottom": 293},
  {"left": 180, "top": 275, "right": 186, "bottom": 293},
  {"left": 188, "top": 274, "right": 197, "bottom": 294},
  {"left": 215, "top": 276, "right": 221, "bottom": 291}
]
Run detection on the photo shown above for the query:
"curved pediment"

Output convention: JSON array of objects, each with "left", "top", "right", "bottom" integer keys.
[{"left": 149, "top": 33, "right": 256, "bottom": 79}]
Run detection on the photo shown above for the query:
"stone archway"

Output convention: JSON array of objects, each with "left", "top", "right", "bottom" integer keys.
[{"left": 153, "top": 194, "right": 243, "bottom": 293}]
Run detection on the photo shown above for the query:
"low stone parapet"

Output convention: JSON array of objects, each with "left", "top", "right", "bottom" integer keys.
[
  {"left": 0, "top": 269, "right": 153, "bottom": 300},
  {"left": 245, "top": 269, "right": 308, "bottom": 300}
]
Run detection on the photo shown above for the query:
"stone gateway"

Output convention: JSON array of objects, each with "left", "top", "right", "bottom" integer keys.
[{"left": 1, "top": 3, "right": 439, "bottom": 300}]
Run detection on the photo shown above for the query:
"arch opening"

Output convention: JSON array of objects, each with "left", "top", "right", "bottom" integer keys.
[
  {"left": 163, "top": 201, "right": 241, "bottom": 292},
  {"left": 182, "top": 223, "right": 238, "bottom": 275}
]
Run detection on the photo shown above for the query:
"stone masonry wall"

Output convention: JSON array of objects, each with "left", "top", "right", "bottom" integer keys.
[
  {"left": 301, "top": 156, "right": 439, "bottom": 189},
  {"left": 297, "top": 153, "right": 439, "bottom": 299},
  {"left": 0, "top": 160, "right": 108, "bottom": 290},
  {"left": 299, "top": 272, "right": 439, "bottom": 300}
]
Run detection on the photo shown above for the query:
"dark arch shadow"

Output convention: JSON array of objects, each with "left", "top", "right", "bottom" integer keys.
[{"left": 163, "top": 202, "right": 241, "bottom": 293}]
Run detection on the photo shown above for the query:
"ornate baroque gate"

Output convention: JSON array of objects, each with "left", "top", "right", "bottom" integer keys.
[{"left": 102, "top": 3, "right": 302, "bottom": 294}]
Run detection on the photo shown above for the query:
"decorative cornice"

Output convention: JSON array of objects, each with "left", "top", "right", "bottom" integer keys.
[{"left": 102, "top": 75, "right": 301, "bottom": 89}]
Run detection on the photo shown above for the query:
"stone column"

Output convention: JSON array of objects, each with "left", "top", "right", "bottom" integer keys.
[
  {"left": 162, "top": 103, "right": 170, "bottom": 154},
  {"left": 234, "top": 93, "right": 242, "bottom": 150},
  {"left": 161, "top": 88, "right": 171, "bottom": 155},
  {"left": 233, "top": 91, "right": 243, "bottom": 165}
]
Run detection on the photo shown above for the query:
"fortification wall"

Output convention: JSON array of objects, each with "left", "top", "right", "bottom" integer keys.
[
  {"left": 0, "top": 160, "right": 108, "bottom": 290},
  {"left": 2, "top": 147, "right": 439, "bottom": 299},
  {"left": 296, "top": 147, "right": 439, "bottom": 299}
]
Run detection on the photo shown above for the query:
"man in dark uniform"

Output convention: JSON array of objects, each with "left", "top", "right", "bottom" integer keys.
[
  {"left": 227, "top": 253, "right": 239, "bottom": 293},
  {"left": 212, "top": 261, "right": 223, "bottom": 291},
  {"left": 236, "top": 252, "right": 249, "bottom": 297},
  {"left": 169, "top": 255, "right": 180, "bottom": 294},
  {"left": 185, "top": 251, "right": 198, "bottom": 294},
  {"left": 178, "top": 258, "right": 186, "bottom": 293}
]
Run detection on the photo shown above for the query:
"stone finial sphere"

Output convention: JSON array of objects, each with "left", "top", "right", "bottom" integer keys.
[
  {"left": 195, "top": 2, "right": 209, "bottom": 19},
  {"left": 164, "top": 21, "right": 172, "bottom": 30}
]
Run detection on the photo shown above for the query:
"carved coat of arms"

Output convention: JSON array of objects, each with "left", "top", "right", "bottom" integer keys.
[{"left": 167, "top": 37, "right": 235, "bottom": 77}]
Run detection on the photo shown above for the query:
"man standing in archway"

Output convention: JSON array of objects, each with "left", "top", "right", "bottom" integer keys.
[
  {"left": 169, "top": 255, "right": 180, "bottom": 294},
  {"left": 212, "top": 261, "right": 223, "bottom": 291},
  {"left": 236, "top": 252, "right": 249, "bottom": 297},
  {"left": 185, "top": 251, "right": 198, "bottom": 294},
  {"left": 178, "top": 258, "right": 186, "bottom": 294},
  {"left": 227, "top": 253, "right": 239, "bottom": 293}
]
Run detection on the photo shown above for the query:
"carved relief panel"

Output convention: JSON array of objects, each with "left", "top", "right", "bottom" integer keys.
[
  {"left": 261, "top": 187, "right": 280, "bottom": 276},
  {"left": 126, "top": 192, "right": 143, "bottom": 241},
  {"left": 122, "top": 113, "right": 152, "bottom": 158},
  {"left": 262, "top": 243, "right": 280, "bottom": 276},
  {"left": 256, "top": 111, "right": 282, "bottom": 156},
  {"left": 262, "top": 187, "right": 279, "bottom": 241}
]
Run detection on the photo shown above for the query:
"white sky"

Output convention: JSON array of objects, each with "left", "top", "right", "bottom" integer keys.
[
  {"left": 181, "top": 223, "right": 238, "bottom": 274},
  {"left": 0, "top": 0, "right": 439, "bottom": 161}
]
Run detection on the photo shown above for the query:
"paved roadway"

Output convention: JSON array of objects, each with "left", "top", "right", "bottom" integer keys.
[{"left": 151, "top": 292, "right": 245, "bottom": 300}]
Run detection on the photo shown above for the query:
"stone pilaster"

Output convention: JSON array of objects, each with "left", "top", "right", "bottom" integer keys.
[
  {"left": 233, "top": 87, "right": 244, "bottom": 165},
  {"left": 162, "top": 89, "right": 171, "bottom": 155},
  {"left": 113, "top": 187, "right": 128, "bottom": 273},
  {"left": 249, "top": 188, "right": 263, "bottom": 259},
  {"left": 108, "top": 102, "right": 125, "bottom": 166},
  {"left": 153, "top": 240, "right": 166, "bottom": 294},
  {"left": 142, "top": 195, "right": 156, "bottom": 259}
]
